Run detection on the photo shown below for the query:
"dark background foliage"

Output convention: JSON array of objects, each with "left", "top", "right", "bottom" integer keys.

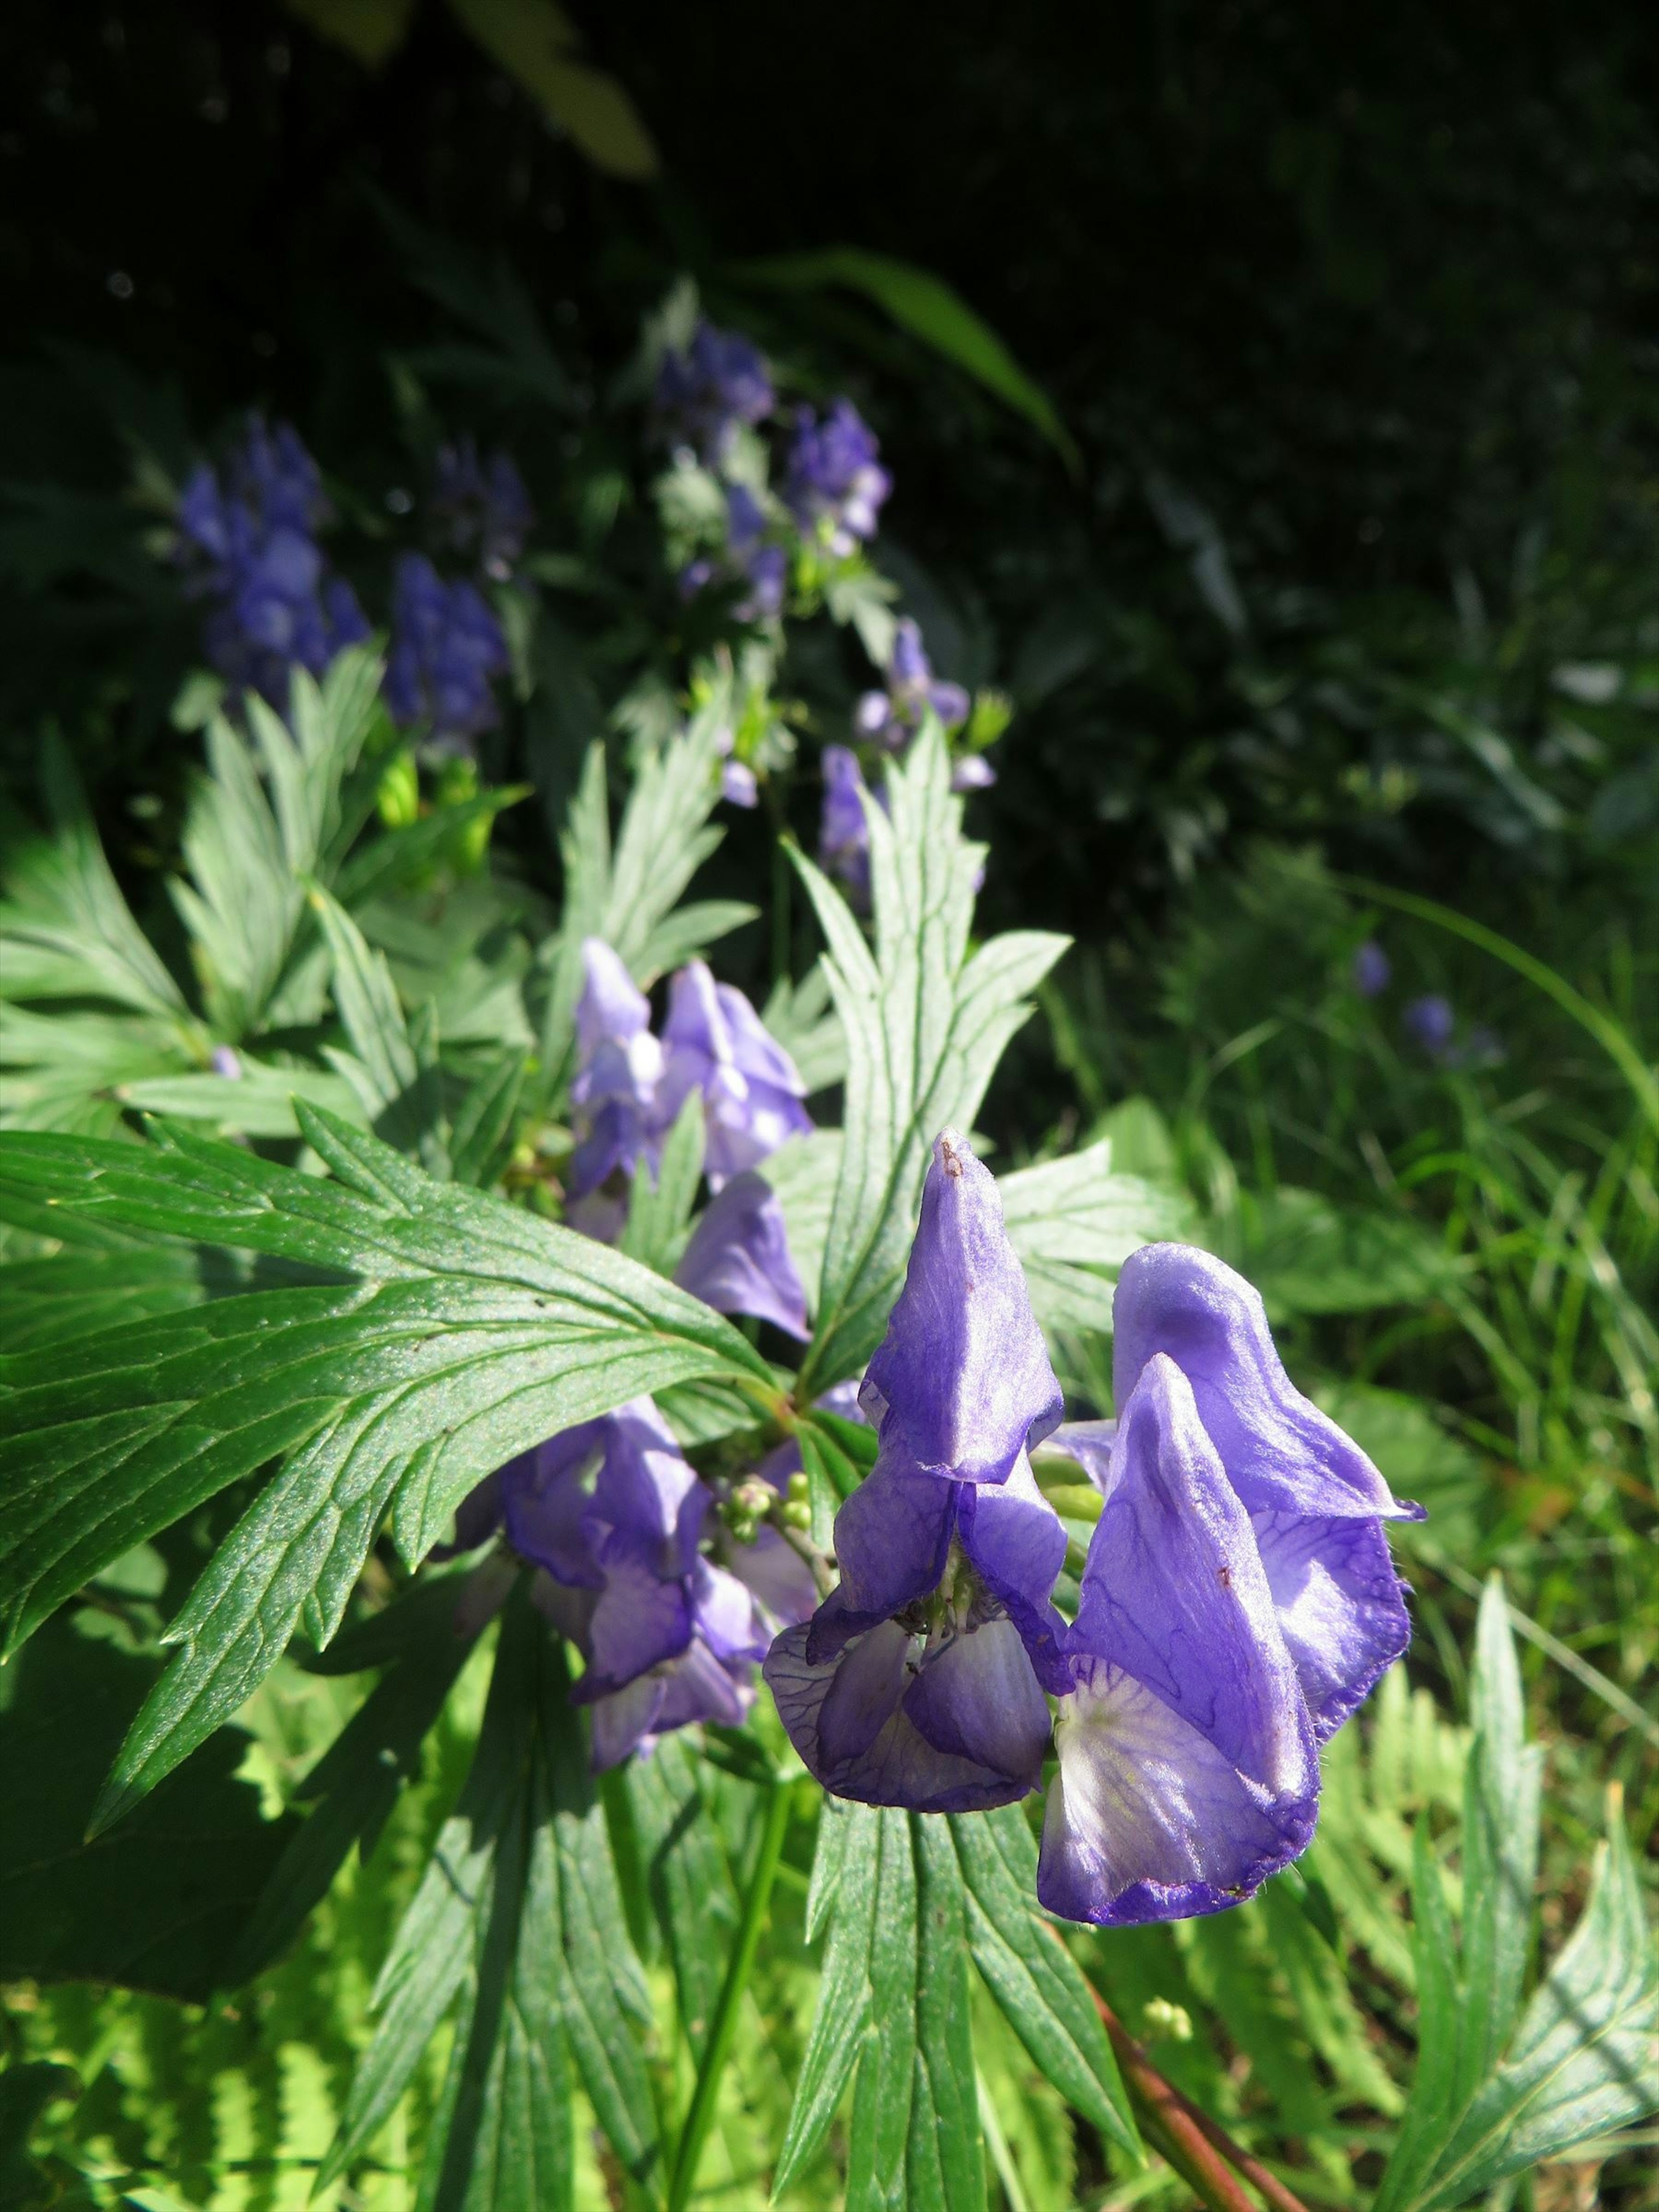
[{"left": 6, "top": 0, "right": 1657, "bottom": 934}]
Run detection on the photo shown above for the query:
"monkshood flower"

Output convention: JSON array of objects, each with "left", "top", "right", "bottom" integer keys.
[
  {"left": 784, "top": 399, "right": 892, "bottom": 556},
  {"left": 1105, "top": 1242, "right": 1421, "bottom": 1744},
  {"left": 765, "top": 1131, "right": 1071, "bottom": 1811},
  {"left": 658, "top": 959, "right": 813, "bottom": 1187},
  {"left": 432, "top": 435, "right": 534, "bottom": 581},
  {"left": 1039, "top": 1352, "right": 1322, "bottom": 1925},
  {"left": 855, "top": 617, "right": 971, "bottom": 753},
  {"left": 1352, "top": 940, "right": 1391, "bottom": 997},
  {"left": 674, "top": 1170, "right": 810, "bottom": 1339},
  {"left": 567, "top": 939, "right": 666, "bottom": 1205},
  {"left": 384, "top": 553, "right": 511, "bottom": 753},
  {"left": 656, "top": 320, "right": 775, "bottom": 464},
  {"left": 501, "top": 1399, "right": 809, "bottom": 1768},
  {"left": 678, "top": 484, "right": 786, "bottom": 629},
  {"left": 175, "top": 418, "right": 369, "bottom": 709},
  {"left": 819, "top": 744, "right": 876, "bottom": 903}
]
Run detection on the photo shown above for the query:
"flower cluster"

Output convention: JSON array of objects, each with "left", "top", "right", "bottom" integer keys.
[
  {"left": 680, "top": 484, "right": 788, "bottom": 635},
  {"left": 818, "top": 744, "right": 880, "bottom": 903},
  {"left": 656, "top": 321, "right": 775, "bottom": 464},
  {"left": 431, "top": 436, "right": 534, "bottom": 582},
  {"left": 383, "top": 552, "right": 512, "bottom": 754},
  {"left": 765, "top": 1130, "right": 1421, "bottom": 1926},
  {"left": 855, "top": 617, "right": 971, "bottom": 753},
  {"left": 784, "top": 398, "right": 892, "bottom": 556},
  {"left": 491, "top": 1397, "right": 819, "bottom": 1767},
  {"left": 567, "top": 939, "right": 814, "bottom": 1245},
  {"left": 174, "top": 419, "right": 370, "bottom": 709}
]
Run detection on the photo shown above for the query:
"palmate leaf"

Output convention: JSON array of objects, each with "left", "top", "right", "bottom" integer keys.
[
  {"left": 318, "top": 1589, "right": 658, "bottom": 2206},
  {"left": 538, "top": 715, "right": 741, "bottom": 1096},
  {"left": 312, "top": 885, "right": 451, "bottom": 1177},
  {"left": 1374, "top": 1582, "right": 1659, "bottom": 2210},
  {"left": 0, "top": 1106, "right": 774, "bottom": 1826},
  {"left": 791, "top": 727, "right": 1069, "bottom": 1396},
  {"left": 777, "top": 1806, "right": 984, "bottom": 2212}
]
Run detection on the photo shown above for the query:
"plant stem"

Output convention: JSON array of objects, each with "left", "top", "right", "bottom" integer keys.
[
  {"left": 666, "top": 1775, "right": 793, "bottom": 2212},
  {"left": 1063, "top": 1937, "right": 1314, "bottom": 2212}
]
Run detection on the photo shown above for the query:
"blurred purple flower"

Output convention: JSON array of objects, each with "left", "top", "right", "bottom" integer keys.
[
  {"left": 568, "top": 938, "right": 666, "bottom": 1205},
  {"left": 855, "top": 617, "right": 971, "bottom": 753},
  {"left": 819, "top": 744, "right": 877, "bottom": 904},
  {"left": 383, "top": 552, "right": 510, "bottom": 753},
  {"left": 174, "top": 419, "right": 369, "bottom": 710},
  {"left": 1402, "top": 994, "right": 1456, "bottom": 1059},
  {"left": 432, "top": 435, "right": 534, "bottom": 581},
  {"left": 674, "top": 1170, "right": 810, "bottom": 1339},
  {"left": 784, "top": 399, "right": 891, "bottom": 556},
  {"left": 658, "top": 959, "right": 813, "bottom": 1187},
  {"left": 1352, "top": 940, "right": 1391, "bottom": 997},
  {"left": 656, "top": 320, "right": 774, "bottom": 463}
]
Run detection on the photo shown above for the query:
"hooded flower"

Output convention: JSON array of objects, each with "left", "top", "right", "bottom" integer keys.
[
  {"left": 818, "top": 744, "right": 878, "bottom": 904},
  {"left": 500, "top": 1398, "right": 786, "bottom": 1769},
  {"left": 765, "top": 1130, "right": 1071, "bottom": 1811},
  {"left": 432, "top": 436, "right": 534, "bottom": 581},
  {"left": 658, "top": 959, "right": 813, "bottom": 1187},
  {"left": 1109, "top": 1241, "right": 1421, "bottom": 1742},
  {"left": 656, "top": 320, "right": 775, "bottom": 463},
  {"left": 567, "top": 938, "right": 667, "bottom": 1209},
  {"left": 1039, "top": 1354, "right": 1321, "bottom": 1925},
  {"left": 174, "top": 419, "right": 369, "bottom": 709},
  {"left": 784, "top": 399, "right": 892, "bottom": 555},
  {"left": 855, "top": 617, "right": 971, "bottom": 753},
  {"left": 674, "top": 1169, "right": 810, "bottom": 1339},
  {"left": 384, "top": 552, "right": 511, "bottom": 753}
]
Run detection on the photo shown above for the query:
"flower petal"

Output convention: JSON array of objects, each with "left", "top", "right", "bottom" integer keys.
[
  {"left": 720, "top": 1524, "right": 819, "bottom": 1629},
  {"left": 588, "top": 1674, "right": 667, "bottom": 1770},
  {"left": 653, "top": 1636, "right": 754, "bottom": 1733},
  {"left": 588, "top": 1400, "right": 709, "bottom": 1580},
  {"left": 813, "top": 1451, "right": 954, "bottom": 1651},
  {"left": 579, "top": 1554, "right": 693, "bottom": 1694},
  {"left": 689, "top": 1558, "right": 769, "bottom": 1665},
  {"left": 860, "top": 1128, "right": 1063, "bottom": 1484},
  {"left": 764, "top": 1619, "right": 1038, "bottom": 1813},
  {"left": 901, "top": 1618, "right": 1052, "bottom": 1781},
  {"left": 502, "top": 1423, "right": 607, "bottom": 1588},
  {"left": 955, "top": 1451, "right": 1070, "bottom": 1691},
  {"left": 1071, "top": 1354, "right": 1316, "bottom": 1805},
  {"left": 1040, "top": 1419, "right": 1118, "bottom": 1494},
  {"left": 1038, "top": 1656, "right": 1315, "bottom": 1925},
  {"left": 1113, "top": 1244, "right": 1422, "bottom": 1521},
  {"left": 674, "top": 1171, "right": 810, "bottom": 1338},
  {"left": 1250, "top": 1510, "right": 1411, "bottom": 1741}
]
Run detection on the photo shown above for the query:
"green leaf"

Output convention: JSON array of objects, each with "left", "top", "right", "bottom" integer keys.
[
  {"left": 0, "top": 737, "right": 187, "bottom": 1017},
  {"left": 115, "top": 1059, "right": 368, "bottom": 1138},
  {"left": 312, "top": 884, "right": 451, "bottom": 1176},
  {"left": 774, "top": 1803, "right": 881, "bottom": 2194},
  {"left": 619, "top": 1090, "right": 705, "bottom": 1276},
  {"left": 793, "top": 728, "right": 1069, "bottom": 1396},
  {"left": 734, "top": 248, "right": 1079, "bottom": 470},
  {"left": 0, "top": 1616, "right": 297, "bottom": 2002},
  {"left": 904, "top": 1815, "right": 986, "bottom": 2212},
  {"left": 450, "top": 1050, "right": 529, "bottom": 1189},
  {"left": 995, "top": 1140, "right": 1189, "bottom": 1337},
  {"left": 225, "top": 1584, "right": 480, "bottom": 1982},
  {"left": 445, "top": 0, "right": 660, "bottom": 179},
  {"left": 624, "top": 1734, "right": 741, "bottom": 2057},
  {"left": 950, "top": 1806, "right": 1139, "bottom": 2158},
  {"left": 0, "top": 1110, "right": 772, "bottom": 1821},
  {"left": 1235, "top": 1186, "right": 1466, "bottom": 1319},
  {"left": 0, "top": 1243, "right": 245, "bottom": 1353}
]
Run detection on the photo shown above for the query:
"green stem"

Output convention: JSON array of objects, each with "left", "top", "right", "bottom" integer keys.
[{"left": 666, "top": 1776, "right": 793, "bottom": 2212}]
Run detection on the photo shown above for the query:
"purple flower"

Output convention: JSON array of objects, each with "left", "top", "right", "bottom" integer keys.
[
  {"left": 1352, "top": 940, "right": 1391, "bottom": 997},
  {"left": 502, "top": 1400, "right": 770, "bottom": 1767},
  {"left": 674, "top": 1170, "right": 810, "bottom": 1339},
  {"left": 658, "top": 960, "right": 813, "bottom": 1188},
  {"left": 854, "top": 617, "right": 970, "bottom": 753},
  {"left": 173, "top": 420, "right": 368, "bottom": 710},
  {"left": 210, "top": 1045, "right": 242, "bottom": 1080},
  {"left": 656, "top": 320, "right": 775, "bottom": 464},
  {"left": 681, "top": 484, "right": 787, "bottom": 626},
  {"left": 819, "top": 745, "right": 877, "bottom": 904},
  {"left": 765, "top": 1131, "right": 1071, "bottom": 1811},
  {"left": 1039, "top": 1353, "right": 1321, "bottom": 1926},
  {"left": 384, "top": 553, "right": 511, "bottom": 753},
  {"left": 784, "top": 399, "right": 892, "bottom": 556},
  {"left": 568, "top": 939, "right": 666, "bottom": 1204},
  {"left": 860, "top": 1130, "right": 1063, "bottom": 1486},
  {"left": 1109, "top": 1242, "right": 1421, "bottom": 1741},
  {"left": 1402, "top": 994, "right": 1456, "bottom": 1058},
  {"left": 432, "top": 435, "right": 534, "bottom": 581}
]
